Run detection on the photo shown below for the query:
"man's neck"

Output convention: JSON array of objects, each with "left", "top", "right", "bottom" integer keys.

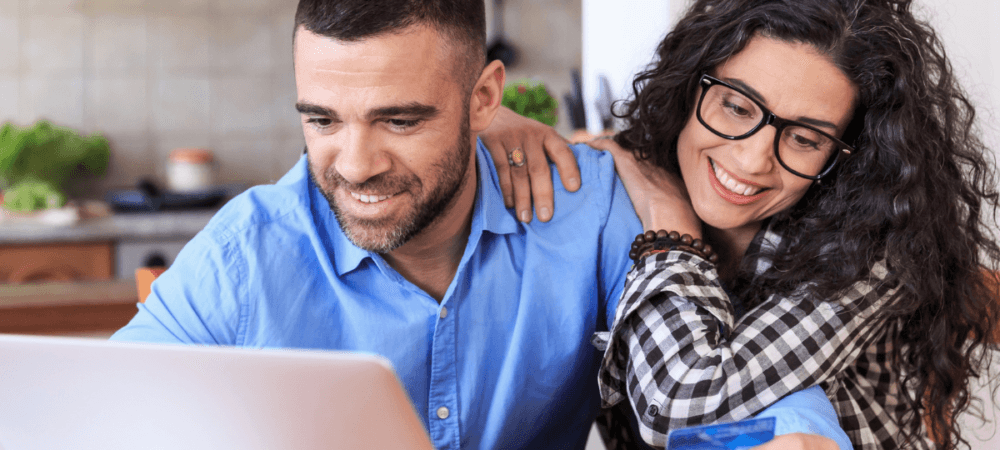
[{"left": 382, "top": 154, "right": 478, "bottom": 303}]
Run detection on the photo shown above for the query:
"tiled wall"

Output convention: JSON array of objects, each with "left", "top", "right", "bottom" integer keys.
[
  {"left": 0, "top": 0, "right": 581, "bottom": 194},
  {"left": 0, "top": 0, "right": 304, "bottom": 193}
]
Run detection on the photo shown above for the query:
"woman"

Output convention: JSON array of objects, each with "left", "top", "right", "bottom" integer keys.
[{"left": 481, "top": 0, "right": 999, "bottom": 449}]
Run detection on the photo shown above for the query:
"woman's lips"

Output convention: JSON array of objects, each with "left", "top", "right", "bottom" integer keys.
[{"left": 707, "top": 159, "right": 769, "bottom": 205}]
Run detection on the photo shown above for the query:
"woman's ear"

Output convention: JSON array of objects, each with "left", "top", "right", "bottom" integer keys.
[{"left": 469, "top": 59, "right": 506, "bottom": 132}]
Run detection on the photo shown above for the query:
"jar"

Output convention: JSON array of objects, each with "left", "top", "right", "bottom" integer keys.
[{"left": 167, "top": 148, "right": 215, "bottom": 192}]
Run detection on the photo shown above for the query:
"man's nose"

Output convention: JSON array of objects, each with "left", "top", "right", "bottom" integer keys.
[
  {"left": 333, "top": 126, "right": 391, "bottom": 185},
  {"left": 731, "top": 126, "right": 776, "bottom": 175}
]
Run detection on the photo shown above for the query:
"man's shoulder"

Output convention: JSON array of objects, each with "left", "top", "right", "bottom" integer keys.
[
  {"left": 202, "top": 159, "right": 313, "bottom": 241},
  {"left": 557, "top": 142, "right": 618, "bottom": 195}
]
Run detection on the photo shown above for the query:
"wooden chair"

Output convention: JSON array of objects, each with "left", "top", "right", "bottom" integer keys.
[{"left": 134, "top": 267, "right": 166, "bottom": 303}]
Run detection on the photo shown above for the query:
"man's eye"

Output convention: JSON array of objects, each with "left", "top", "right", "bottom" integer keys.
[
  {"left": 387, "top": 119, "right": 421, "bottom": 130},
  {"left": 305, "top": 117, "right": 333, "bottom": 128}
]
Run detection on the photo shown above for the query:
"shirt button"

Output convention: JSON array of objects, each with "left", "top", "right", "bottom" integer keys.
[
  {"left": 439, "top": 307, "right": 448, "bottom": 319},
  {"left": 436, "top": 406, "right": 449, "bottom": 419}
]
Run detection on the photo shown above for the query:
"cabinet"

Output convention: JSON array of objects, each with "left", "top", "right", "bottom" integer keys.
[{"left": 0, "top": 241, "right": 114, "bottom": 283}]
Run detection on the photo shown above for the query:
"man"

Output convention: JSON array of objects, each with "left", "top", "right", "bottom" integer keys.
[{"left": 113, "top": 1, "right": 849, "bottom": 449}]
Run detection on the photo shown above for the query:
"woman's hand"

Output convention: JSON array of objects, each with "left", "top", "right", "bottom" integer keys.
[
  {"left": 479, "top": 107, "right": 581, "bottom": 223},
  {"left": 587, "top": 137, "right": 701, "bottom": 237},
  {"left": 752, "top": 433, "right": 841, "bottom": 450}
]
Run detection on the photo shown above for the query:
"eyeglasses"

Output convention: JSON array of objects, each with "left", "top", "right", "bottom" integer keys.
[{"left": 695, "top": 74, "right": 854, "bottom": 180}]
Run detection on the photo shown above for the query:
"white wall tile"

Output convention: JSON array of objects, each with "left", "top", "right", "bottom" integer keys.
[
  {"left": 146, "top": 0, "right": 210, "bottom": 16},
  {"left": 0, "top": 76, "right": 18, "bottom": 123},
  {"left": 272, "top": 134, "right": 305, "bottom": 181},
  {"left": 210, "top": 76, "right": 271, "bottom": 139},
  {"left": 22, "top": 15, "right": 85, "bottom": 76},
  {"left": 23, "top": 0, "right": 78, "bottom": 15},
  {"left": 270, "top": 4, "right": 296, "bottom": 72},
  {"left": 0, "top": 0, "right": 18, "bottom": 16},
  {"left": 101, "top": 133, "right": 154, "bottom": 189},
  {"left": 86, "top": 77, "right": 148, "bottom": 135},
  {"left": 151, "top": 77, "right": 210, "bottom": 133},
  {"left": 19, "top": 76, "right": 85, "bottom": 129},
  {"left": 271, "top": 73, "right": 300, "bottom": 137},
  {"left": 149, "top": 15, "right": 210, "bottom": 75},
  {"left": 75, "top": 0, "right": 145, "bottom": 16},
  {"left": 0, "top": 14, "right": 19, "bottom": 75},
  {"left": 210, "top": 15, "right": 273, "bottom": 74},
  {"left": 211, "top": 136, "right": 275, "bottom": 185},
  {"left": 211, "top": 0, "right": 276, "bottom": 15},
  {"left": 89, "top": 16, "right": 147, "bottom": 77}
]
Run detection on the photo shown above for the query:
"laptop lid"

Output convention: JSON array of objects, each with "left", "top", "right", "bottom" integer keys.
[{"left": 0, "top": 334, "right": 434, "bottom": 450}]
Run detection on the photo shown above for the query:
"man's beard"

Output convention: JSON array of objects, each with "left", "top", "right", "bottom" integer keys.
[{"left": 308, "top": 120, "right": 472, "bottom": 254}]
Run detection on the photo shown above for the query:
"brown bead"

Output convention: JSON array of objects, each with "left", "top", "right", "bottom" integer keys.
[
  {"left": 656, "top": 229, "right": 668, "bottom": 239},
  {"left": 691, "top": 239, "right": 704, "bottom": 251},
  {"left": 680, "top": 234, "right": 693, "bottom": 245},
  {"left": 668, "top": 231, "right": 680, "bottom": 240},
  {"left": 644, "top": 230, "right": 657, "bottom": 242}
]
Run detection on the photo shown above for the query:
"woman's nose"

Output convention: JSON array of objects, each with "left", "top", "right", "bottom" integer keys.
[{"left": 730, "top": 126, "right": 777, "bottom": 175}]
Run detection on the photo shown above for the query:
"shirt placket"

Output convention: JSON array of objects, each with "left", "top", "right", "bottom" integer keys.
[{"left": 427, "top": 300, "right": 459, "bottom": 449}]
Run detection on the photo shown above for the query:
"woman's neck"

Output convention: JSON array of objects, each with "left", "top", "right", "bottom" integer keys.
[{"left": 704, "top": 222, "right": 763, "bottom": 283}]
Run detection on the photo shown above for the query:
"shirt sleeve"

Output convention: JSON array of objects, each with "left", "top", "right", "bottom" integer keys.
[
  {"left": 757, "top": 386, "right": 853, "bottom": 450},
  {"left": 598, "top": 250, "right": 895, "bottom": 448},
  {"left": 109, "top": 230, "right": 245, "bottom": 345}
]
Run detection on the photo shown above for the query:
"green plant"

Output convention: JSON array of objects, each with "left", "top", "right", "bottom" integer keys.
[
  {"left": 501, "top": 80, "right": 558, "bottom": 127},
  {"left": 0, "top": 120, "right": 110, "bottom": 211}
]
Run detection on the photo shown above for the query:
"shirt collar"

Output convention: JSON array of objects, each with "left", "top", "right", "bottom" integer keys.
[{"left": 324, "top": 137, "right": 520, "bottom": 276}]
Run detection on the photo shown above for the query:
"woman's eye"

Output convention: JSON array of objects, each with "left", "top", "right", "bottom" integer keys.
[
  {"left": 789, "top": 132, "right": 820, "bottom": 149},
  {"left": 722, "top": 100, "right": 752, "bottom": 118}
]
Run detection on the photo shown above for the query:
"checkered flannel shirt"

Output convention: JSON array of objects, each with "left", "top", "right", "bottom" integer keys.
[{"left": 596, "top": 225, "right": 934, "bottom": 450}]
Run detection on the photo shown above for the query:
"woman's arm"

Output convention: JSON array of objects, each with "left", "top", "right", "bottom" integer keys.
[{"left": 599, "top": 246, "right": 895, "bottom": 448}]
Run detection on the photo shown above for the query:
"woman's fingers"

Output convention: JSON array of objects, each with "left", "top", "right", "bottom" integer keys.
[
  {"left": 544, "top": 133, "right": 580, "bottom": 192},
  {"left": 481, "top": 135, "right": 516, "bottom": 208},
  {"left": 523, "top": 139, "right": 554, "bottom": 222},
  {"left": 507, "top": 146, "right": 534, "bottom": 223}
]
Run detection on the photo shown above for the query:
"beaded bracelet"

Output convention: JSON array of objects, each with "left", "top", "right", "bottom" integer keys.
[{"left": 629, "top": 230, "right": 719, "bottom": 265}]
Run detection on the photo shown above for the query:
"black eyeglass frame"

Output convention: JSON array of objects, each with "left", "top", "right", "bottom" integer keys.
[{"left": 695, "top": 74, "right": 854, "bottom": 180}]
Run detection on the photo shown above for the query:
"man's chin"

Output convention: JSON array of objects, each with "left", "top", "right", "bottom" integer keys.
[{"left": 338, "top": 215, "right": 412, "bottom": 253}]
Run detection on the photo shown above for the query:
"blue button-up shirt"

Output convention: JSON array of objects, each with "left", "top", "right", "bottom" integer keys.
[
  {"left": 112, "top": 140, "right": 850, "bottom": 449},
  {"left": 113, "top": 140, "right": 639, "bottom": 449}
]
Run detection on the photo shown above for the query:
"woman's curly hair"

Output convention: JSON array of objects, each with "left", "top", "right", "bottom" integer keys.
[{"left": 614, "top": 0, "right": 1000, "bottom": 448}]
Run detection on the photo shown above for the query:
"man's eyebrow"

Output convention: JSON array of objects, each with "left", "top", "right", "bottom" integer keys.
[
  {"left": 296, "top": 103, "right": 338, "bottom": 118},
  {"left": 726, "top": 78, "right": 839, "bottom": 131},
  {"left": 367, "top": 103, "right": 439, "bottom": 120}
]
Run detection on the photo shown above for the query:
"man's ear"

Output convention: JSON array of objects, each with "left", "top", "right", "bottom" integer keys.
[{"left": 468, "top": 59, "right": 505, "bottom": 132}]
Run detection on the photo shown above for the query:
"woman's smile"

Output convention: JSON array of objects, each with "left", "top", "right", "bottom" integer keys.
[{"left": 708, "top": 158, "right": 769, "bottom": 204}]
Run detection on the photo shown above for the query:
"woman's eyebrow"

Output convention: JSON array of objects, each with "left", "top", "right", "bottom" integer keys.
[{"left": 726, "top": 77, "right": 839, "bottom": 131}]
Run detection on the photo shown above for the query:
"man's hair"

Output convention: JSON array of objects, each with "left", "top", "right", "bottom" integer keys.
[{"left": 294, "top": 0, "right": 487, "bottom": 92}]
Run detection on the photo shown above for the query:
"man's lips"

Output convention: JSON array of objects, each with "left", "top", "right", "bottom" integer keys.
[{"left": 708, "top": 159, "right": 769, "bottom": 205}]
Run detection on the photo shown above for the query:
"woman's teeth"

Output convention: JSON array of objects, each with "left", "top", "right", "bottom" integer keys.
[
  {"left": 712, "top": 161, "right": 762, "bottom": 196},
  {"left": 351, "top": 192, "right": 393, "bottom": 203}
]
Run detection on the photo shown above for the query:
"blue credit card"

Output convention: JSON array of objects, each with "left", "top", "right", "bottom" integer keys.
[{"left": 666, "top": 416, "right": 776, "bottom": 450}]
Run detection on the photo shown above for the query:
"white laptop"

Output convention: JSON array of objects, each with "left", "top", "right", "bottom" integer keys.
[{"left": 0, "top": 334, "right": 435, "bottom": 450}]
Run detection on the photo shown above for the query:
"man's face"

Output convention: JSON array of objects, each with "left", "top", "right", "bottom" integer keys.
[{"left": 294, "top": 26, "right": 475, "bottom": 253}]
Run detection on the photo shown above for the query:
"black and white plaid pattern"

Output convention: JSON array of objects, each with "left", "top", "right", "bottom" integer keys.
[{"left": 597, "top": 227, "right": 934, "bottom": 449}]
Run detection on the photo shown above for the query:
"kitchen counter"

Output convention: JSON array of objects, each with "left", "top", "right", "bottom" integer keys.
[
  {"left": 0, "top": 280, "right": 138, "bottom": 335},
  {"left": 0, "top": 209, "right": 217, "bottom": 244}
]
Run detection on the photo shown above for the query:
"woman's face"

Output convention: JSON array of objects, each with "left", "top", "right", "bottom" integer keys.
[{"left": 677, "top": 36, "right": 856, "bottom": 237}]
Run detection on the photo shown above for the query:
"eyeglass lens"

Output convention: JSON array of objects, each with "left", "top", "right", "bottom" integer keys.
[{"left": 700, "top": 83, "right": 837, "bottom": 178}]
